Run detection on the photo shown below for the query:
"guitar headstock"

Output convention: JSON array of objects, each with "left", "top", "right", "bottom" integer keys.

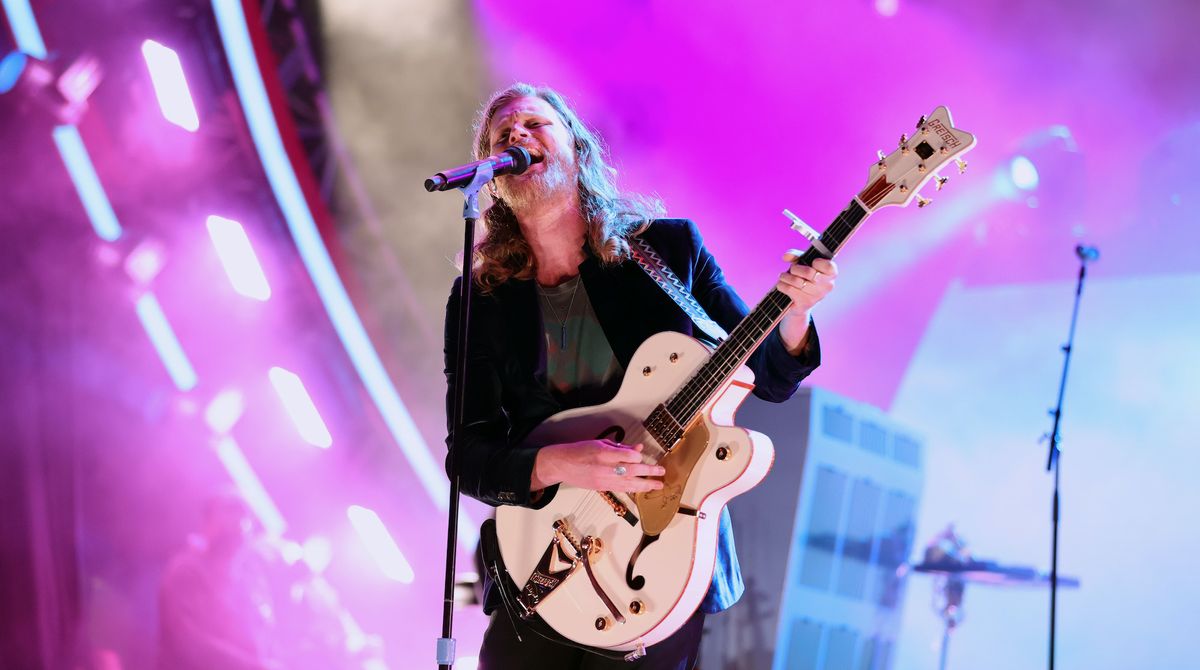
[{"left": 858, "top": 106, "right": 976, "bottom": 212}]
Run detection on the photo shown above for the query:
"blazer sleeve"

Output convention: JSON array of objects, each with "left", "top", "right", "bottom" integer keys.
[
  {"left": 443, "top": 278, "right": 545, "bottom": 507},
  {"left": 684, "top": 219, "right": 821, "bottom": 402}
]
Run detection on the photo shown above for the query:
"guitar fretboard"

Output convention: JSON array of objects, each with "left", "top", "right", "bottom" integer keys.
[{"left": 647, "top": 199, "right": 870, "bottom": 444}]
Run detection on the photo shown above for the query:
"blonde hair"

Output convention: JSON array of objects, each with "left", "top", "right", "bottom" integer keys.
[{"left": 471, "top": 83, "right": 664, "bottom": 291}]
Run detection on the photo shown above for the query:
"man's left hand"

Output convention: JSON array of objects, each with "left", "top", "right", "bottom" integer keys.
[{"left": 775, "top": 253, "right": 837, "bottom": 355}]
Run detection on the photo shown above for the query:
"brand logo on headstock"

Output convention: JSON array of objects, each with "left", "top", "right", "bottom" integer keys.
[{"left": 928, "top": 119, "right": 961, "bottom": 149}]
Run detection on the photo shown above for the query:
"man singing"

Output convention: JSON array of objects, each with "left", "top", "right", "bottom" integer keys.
[{"left": 444, "top": 83, "right": 837, "bottom": 669}]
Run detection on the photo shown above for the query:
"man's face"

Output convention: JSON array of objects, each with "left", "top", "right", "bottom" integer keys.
[{"left": 486, "top": 96, "right": 576, "bottom": 210}]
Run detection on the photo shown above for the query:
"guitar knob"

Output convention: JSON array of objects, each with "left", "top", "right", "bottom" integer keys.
[
  {"left": 642, "top": 366, "right": 652, "bottom": 377},
  {"left": 629, "top": 600, "right": 646, "bottom": 615},
  {"left": 595, "top": 616, "right": 610, "bottom": 631}
]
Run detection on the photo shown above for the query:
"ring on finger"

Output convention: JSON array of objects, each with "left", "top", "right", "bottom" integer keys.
[{"left": 613, "top": 465, "right": 628, "bottom": 476}]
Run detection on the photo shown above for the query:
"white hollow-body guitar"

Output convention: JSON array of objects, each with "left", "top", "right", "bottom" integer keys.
[{"left": 495, "top": 107, "right": 976, "bottom": 655}]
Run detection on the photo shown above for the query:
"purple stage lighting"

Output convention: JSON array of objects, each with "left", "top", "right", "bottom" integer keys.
[
  {"left": 214, "top": 436, "right": 287, "bottom": 536},
  {"left": 141, "top": 39, "right": 199, "bottom": 132},
  {"left": 347, "top": 505, "right": 414, "bottom": 584},
  {"left": 206, "top": 215, "right": 272, "bottom": 301},
  {"left": 204, "top": 388, "right": 244, "bottom": 434},
  {"left": 135, "top": 293, "right": 197, "bottom": 391},
  {"left": 268, "top": 366, "right": 332, "bottom": 448},
  {"left": 124, "top": 239, "right": 165, "bottom": 285}
]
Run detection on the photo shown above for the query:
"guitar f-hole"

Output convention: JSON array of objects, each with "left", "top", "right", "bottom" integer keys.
[
  {"left": 596, "top": 425, "right": 626, "bottom": 443},
  {"left": 625, "top": 533, "right": 659, "bottom": 590}
]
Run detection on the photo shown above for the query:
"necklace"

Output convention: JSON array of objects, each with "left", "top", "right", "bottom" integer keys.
[{"left": 537, "top": 277, "right": 581, "bottom": 348}]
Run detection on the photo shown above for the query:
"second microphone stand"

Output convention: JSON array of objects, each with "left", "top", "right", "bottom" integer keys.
[{"left": 1043, "top": 248, "right": 1094, "bottom": 670}]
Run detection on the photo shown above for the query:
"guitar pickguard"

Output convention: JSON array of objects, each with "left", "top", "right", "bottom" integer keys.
[{"left": 633, "top": 418, "right": 711, "bottom": 536}]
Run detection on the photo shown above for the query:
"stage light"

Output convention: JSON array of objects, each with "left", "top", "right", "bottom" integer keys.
[
  {"left": 1009, "top": 155, "right": 1039, "bottom": 191},
  {"left": 205, "top": 388, "right": 245, "bottom": 433},
  {"left": 1, "top": 0, "right": 47, "bottom": 58},
  {"left": 135, "top": 293, "right": 197, "bottom": 391},
  {"left": 141, "top": 39, "right": 199, "bottom": 132},
  {"left": 302, "top": 536, "right": 333, "bottom": 573},
  {"left": 268, "top": 366, "right": 332, "bottom": 448},
  {"left": 124, "top": 239, "right": 166, "bottom": 285},
  {"left": 52, "top": 126, "right": 123, "bottom": 241},
  {"left": 347, "top": 505, "right": 414, "bottom": 583},
  {"left": 1, "top": 51, "right": 101, "bottom": 124},
  {"left": 214, "top": 436, "right": 287, "bottom": 536},
  {"left": 206, "top": 215, "right": 272, "bottom": 301},
  {"left": 211, "top": 0, "right": 470, "bottom": 543}
]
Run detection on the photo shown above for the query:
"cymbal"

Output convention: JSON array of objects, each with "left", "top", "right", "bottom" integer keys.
[{"left": 909, "top": 559, "right": 1080, "bottom": 588}]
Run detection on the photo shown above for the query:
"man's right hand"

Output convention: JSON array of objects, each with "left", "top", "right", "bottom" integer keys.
[{"left": 530, "top": 440, "right": 666, "bottom": 494}]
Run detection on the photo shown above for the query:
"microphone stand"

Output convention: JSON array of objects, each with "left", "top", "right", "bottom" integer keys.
[
  {"left": 436, "top": 163, "right": 494, "bottom": 670},
  {"left": 1043, "top": 247, "right": 1094, "bottom": 670}
]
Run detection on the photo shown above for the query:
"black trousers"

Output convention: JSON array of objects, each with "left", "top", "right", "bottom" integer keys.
[{"left": 478, "top": 606, "right": 706, "bottom": 670}]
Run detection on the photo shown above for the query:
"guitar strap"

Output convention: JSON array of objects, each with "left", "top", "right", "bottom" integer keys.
[{"left": 628, "top": 236, "right": 729, "bottom": 343}]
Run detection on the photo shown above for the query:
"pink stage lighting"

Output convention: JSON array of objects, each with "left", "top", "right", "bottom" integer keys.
[
  {"left": 141, "top": 39, "right": 198, "bottom": 131},
  {"left": 346, "top": 505, "right": 414, "bottom": 584},
  {"left": 268, "top": 366, "right": 332, "bottom": 448},
  {"left": 206, "top": 215, "right": 272, "bottom": 301},
  {"left": 204, "top": 388, "right": 245, "bottom": 434}
]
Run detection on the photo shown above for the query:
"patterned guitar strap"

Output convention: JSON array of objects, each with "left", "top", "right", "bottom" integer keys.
[{"left": 629, "top": 236, "right": 729, "bottom": 343}]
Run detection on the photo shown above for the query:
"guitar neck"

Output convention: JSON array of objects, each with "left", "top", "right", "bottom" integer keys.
[{"left": 663, "top": 199, "right": 869, "bottom": 424}]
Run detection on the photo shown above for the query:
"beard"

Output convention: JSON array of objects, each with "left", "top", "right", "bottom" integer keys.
[{"left": 494, "top": 151, "right": 575, "bottom": 213}]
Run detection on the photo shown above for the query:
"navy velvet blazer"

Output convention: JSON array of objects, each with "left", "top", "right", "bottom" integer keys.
[{"left": 443, "top": 218, "right": 821, "bottom": 613}]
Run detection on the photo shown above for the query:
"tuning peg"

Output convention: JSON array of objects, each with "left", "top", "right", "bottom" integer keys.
[
  {"left": 955, "top": 158, "right": 968, "bottom": 174},
  {"left": 877, "top": 149, "right": 886, "bottom": 162},
  {"left": 935, "top": 175, "right": 948, "bottom": 191},
  {"left": 915, "top": 115, "right": 927, "bottom": 129},
  {"left": 917, "top": 194, "right": 932, "bottom": 208}
]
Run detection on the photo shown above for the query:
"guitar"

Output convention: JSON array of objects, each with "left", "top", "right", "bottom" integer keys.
[{"left": 494, "top": 106, "right": 976, "bottom": 655}]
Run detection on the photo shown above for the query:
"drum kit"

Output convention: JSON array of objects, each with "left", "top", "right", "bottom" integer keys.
[{"left": 902, "top": 525, "right": 1080, "bottom": 670}]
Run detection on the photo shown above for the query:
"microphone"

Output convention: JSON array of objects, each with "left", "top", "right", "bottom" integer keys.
[
  {"left": 423, "top": 147, "right": 542, "bottom": 192},
  {"left": 1075, "top": 244, "right": 1100, "bottom": 263}
]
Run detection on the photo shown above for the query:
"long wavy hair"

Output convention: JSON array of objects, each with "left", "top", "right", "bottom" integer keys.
[{"left": 471, "top": 83, "right": 664, "bottom": 291}]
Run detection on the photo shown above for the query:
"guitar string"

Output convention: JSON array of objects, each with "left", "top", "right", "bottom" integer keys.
[
  {"left": 663, "top": 204, "right": 865, "bottom": 423},
  {"left": 546, "top": 202, "right": 872, "bottom": 541}
]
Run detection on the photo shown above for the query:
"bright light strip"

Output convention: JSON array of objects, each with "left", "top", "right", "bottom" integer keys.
[
  {"left": 1, "top": 0, "right": 48, "bottom": 58},
  {"left": 268, "top": 366, "right": 332, "bottom": 448},
  {"left": 1009, "top": 155, "right": 1040, "bottom": 191},
  {"left": 52, "top": 126, "right": 123, "bottom": 242},
  {"left": 347, "top": 505, "right": 414, "bottom": 584},
  {"left": 206, "top": 215, "right": 272, "bottom": 301},
  {"left": 205, "top": 388, "right": 245, "bottom": 433},
  {"left": 214, "top": 435, "right": 287, "bottom": 536},
  {"left": 212, "top": 0, "right": 475, "bottom": 545},
  {"left": 135, "top": 293, "right": 197, "bottom": 391},
  {"left": 141, "top": 39, "right": 199, "bottom": 132}
]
